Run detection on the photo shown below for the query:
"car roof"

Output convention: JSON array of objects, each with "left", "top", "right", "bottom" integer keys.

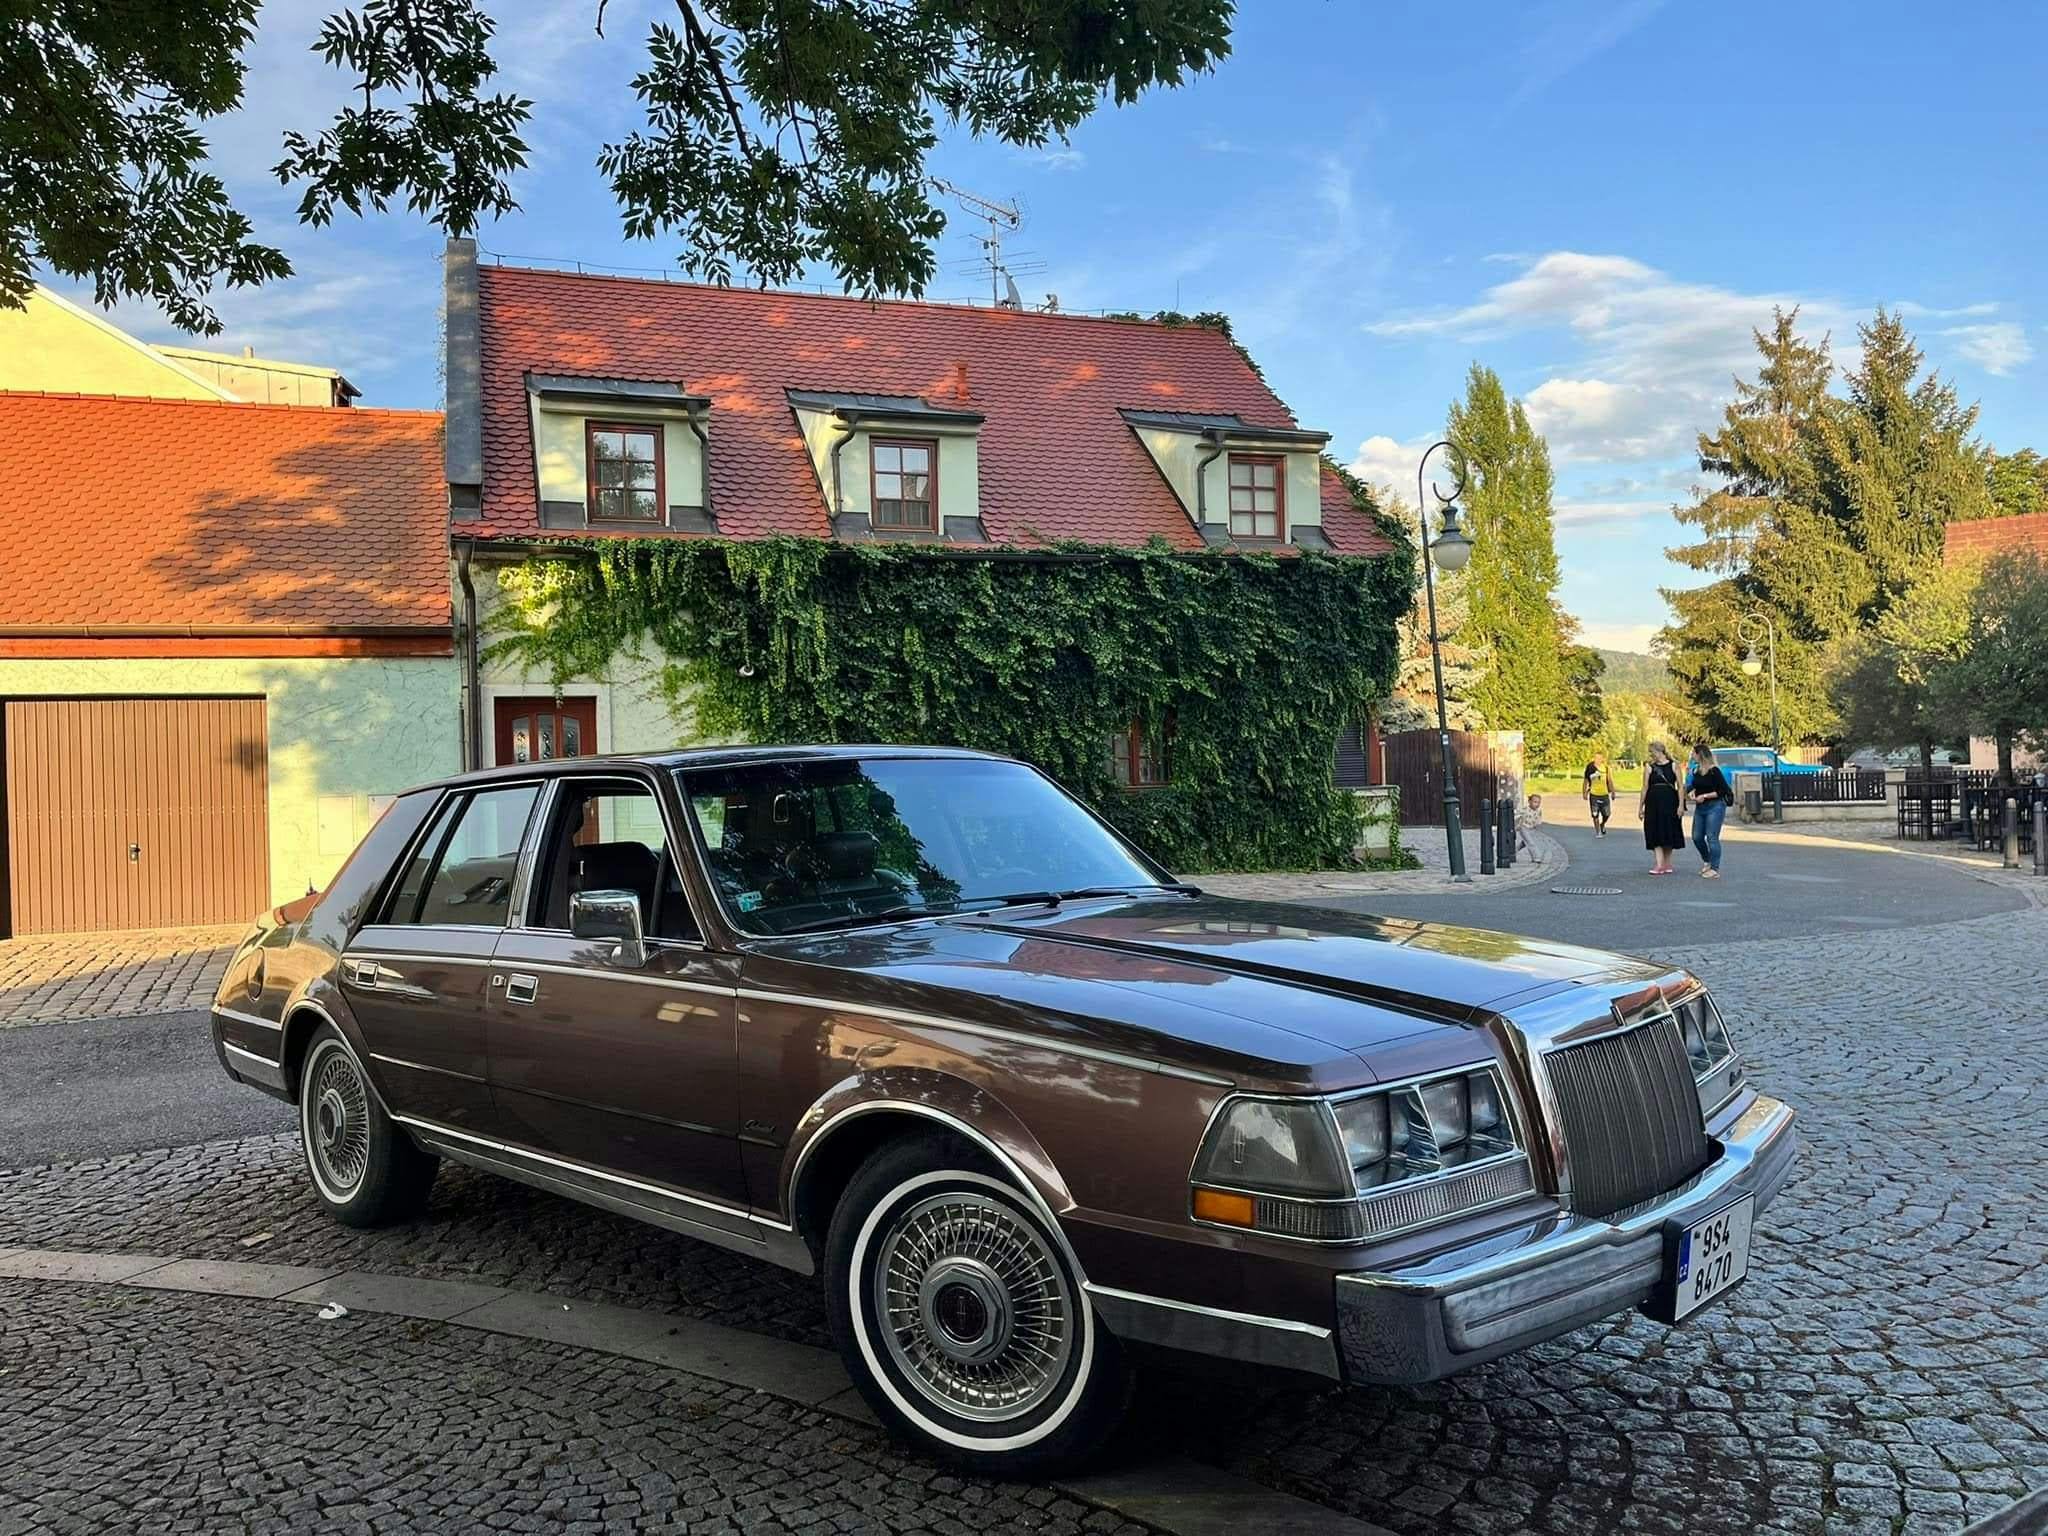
[{"left": 425, "top": 743, "right": 1019, "bottom": 793}]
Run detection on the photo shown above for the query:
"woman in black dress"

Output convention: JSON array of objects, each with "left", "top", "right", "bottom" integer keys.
[{"left": 1639, "top": 741, "right": 1684, "bottom": 874}]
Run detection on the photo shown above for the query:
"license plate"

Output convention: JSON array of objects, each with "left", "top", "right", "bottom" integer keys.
[{"left": 1667, "top": 1195, "right": 1753, "bottom": 1321}]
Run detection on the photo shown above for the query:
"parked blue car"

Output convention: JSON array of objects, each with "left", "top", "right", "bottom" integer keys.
[{"left": 1701, "top": 747, "right": 1824, "bottom": 779}]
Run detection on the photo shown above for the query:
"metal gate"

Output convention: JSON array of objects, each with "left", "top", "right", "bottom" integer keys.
[
  {"left": 1380, "top": 728, "right": 1514, "bottom": 826},
  {"left": 3, "top": 698, "right": 270, "bottom": 934}
]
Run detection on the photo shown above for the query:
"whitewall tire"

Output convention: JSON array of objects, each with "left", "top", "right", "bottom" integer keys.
[{"left": 297, "top": 1024, "right": 438, "bottom": 1228}]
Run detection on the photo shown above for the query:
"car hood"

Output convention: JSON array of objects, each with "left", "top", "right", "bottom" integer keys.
[{"left": 746, "top": 893, "right": 1670, "bottom": 1088}]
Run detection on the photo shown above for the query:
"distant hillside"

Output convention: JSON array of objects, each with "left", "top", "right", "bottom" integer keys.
[{"left": 1594, "top": 648, "right": 1672, "bottom": 694}]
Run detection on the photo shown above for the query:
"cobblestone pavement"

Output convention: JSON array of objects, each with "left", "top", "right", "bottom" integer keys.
[
  {"left": 1204, "top": 827, "right": 1565, "bottom": 900},
  {"left": 0, "top": 1279, "right": 1158, "bottom": 1536},
  {"left": 0, "top": 925, "right": 238, "bottom": 1028},
  {"left": 2, "top": 907, "right": 2042, "bottom": 1533}
]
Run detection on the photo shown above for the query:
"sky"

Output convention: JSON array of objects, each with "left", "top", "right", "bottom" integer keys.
[{"left": 55, "top": 0, "right": 2048, "bottom": 654}]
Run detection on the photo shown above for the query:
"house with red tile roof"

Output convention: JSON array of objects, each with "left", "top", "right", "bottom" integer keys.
[
  {"left": 1943, "top": 513, "right": 2048, "bottom": 774},
  {"left": 443, "top": 242, "right": 1395, "bottom": 771},
  {"left": 0, "top": 390, "right": 457, "bottom": 934}
]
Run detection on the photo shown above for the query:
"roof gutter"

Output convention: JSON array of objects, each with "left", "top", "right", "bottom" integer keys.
[
  {"left": 1194, "top": 428, "right": 1227, "bottom": 527},
  {"left": 456, "top": 538, "right": 482, "bottom": 771},
  {"left": 0, "top": 623, "right": 449, "bottom": 638},
  {"left": 829, "top": 410, "right": 864, "bottom": 516}
]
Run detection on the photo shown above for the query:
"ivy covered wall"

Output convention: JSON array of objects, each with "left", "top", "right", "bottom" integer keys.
[{"left": 489, "top": 528, "right": 1413, "bottom": 872}]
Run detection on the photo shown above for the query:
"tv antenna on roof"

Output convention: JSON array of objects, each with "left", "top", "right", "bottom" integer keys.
[{"left": 929, "top": 177, "right": 1025, "bottom": 306}]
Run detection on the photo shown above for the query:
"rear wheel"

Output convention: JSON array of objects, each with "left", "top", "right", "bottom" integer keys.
[
  {"left": 298, "top": 1025, "right": 438, "bottom": 1228},
  {"left": 824, "top": 1133, "right": 1130, "bottom": 1476}
]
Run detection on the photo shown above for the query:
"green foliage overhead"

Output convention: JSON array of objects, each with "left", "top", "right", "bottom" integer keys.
[
  {"left": 1830, "top": 558, "right": 1975, "bottom": 773},
  {"left": 1447, "top": 365, "right": 1574, "bottom": 763},
  {"left": 0, "top": 0, "right": 290, "bottom": 329},
  {"left": 1660, "top": 308, "right": 1992, "bottom": 745},
  {"left": 486, "top": 535, "right": 1414, "bottom": 873},
  {"left": 2, "top": 0, "right": 1231, "bottom": 327}
]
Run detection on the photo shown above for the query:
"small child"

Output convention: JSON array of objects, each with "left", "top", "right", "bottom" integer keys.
[{"left": 1519, "top": 793, "right": 1545, "bottom": 862}]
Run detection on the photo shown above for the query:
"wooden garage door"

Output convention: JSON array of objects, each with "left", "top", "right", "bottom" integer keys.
[{"left": 4, "top": 698, "right": 270, "bottom": 934}]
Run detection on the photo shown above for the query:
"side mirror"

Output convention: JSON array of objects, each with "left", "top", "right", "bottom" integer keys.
[{"left": 569, "top": 888, "right": 646, "bottom": 968}]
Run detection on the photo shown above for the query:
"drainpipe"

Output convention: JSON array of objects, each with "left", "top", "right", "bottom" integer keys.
[
  {"left": 686, "top": 408, "right": 712, "bottom": 522},
  {"left": 456, "top": 538, "right": 482, "bottom": 770},
  {"left": 1194, "top": 429, "right": 1226, "bottom": 529},
  {"left": 829, "top": 410, "right": 864, "bottom": 520}
]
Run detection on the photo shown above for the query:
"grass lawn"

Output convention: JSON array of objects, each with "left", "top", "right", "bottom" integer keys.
[{"left": 1528, "top": 767, "right": 1646, "bottom": 800}]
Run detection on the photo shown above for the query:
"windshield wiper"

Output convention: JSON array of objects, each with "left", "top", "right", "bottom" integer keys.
[
  {"left": 1045, "top": 882, "right": 1203, "bottom": 899},
  {"left": 775, "top": 891, "right": 1060, "bottom": 937}
]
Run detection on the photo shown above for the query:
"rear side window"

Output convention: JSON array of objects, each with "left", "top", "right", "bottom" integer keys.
[{"left": 380, "top": 784, "right": 540, "bottom": 928}]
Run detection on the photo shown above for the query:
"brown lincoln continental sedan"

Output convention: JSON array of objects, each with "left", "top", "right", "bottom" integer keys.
[{"left": 211, "top": 746, "right": 1797, "bottom": 1474}]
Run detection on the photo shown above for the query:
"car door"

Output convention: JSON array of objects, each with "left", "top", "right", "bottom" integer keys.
[
  {"left": 484, "top": 771, "right": 750, "bottom": 1223},
  {"left": 341, "top": 780, "right": 542, "bottom": 1131}
]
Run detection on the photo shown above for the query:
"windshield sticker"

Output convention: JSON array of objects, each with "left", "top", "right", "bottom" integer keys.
[{"left": 736, "top": 891, "right": 765, "bottom": 913}]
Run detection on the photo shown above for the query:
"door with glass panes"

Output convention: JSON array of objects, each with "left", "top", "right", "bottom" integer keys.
[{"left": 493, "top": 697, "right": 597, "bottom": 766}]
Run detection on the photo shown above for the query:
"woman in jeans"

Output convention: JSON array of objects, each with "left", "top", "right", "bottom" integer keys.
[{"left": 1688, "top": 743, "right": 1733, "bottom": 878}]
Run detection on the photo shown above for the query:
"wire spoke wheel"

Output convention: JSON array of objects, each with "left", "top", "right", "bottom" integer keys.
[
  {"left": 873, "top": 1190, "right": 1074, "bottom": 1424},
  {"left": 305, "top": 1042, "right": 372, "bottom": 1198}
]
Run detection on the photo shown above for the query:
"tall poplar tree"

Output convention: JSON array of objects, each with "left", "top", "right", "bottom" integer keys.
[{"left": 1447, "top": 365, "right": 1571, "bottom": 761}]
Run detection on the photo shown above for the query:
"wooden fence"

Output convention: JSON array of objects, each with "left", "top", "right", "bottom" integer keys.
[{"left": 1380, "top": 728, "right": 1521, "bottom": 826}]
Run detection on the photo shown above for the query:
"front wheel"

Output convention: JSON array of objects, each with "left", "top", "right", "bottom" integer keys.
[
  {"left": 298, "top": 1024, "right": 438, "bottom": 1227},
  {"left": 824, "top": 1134, "right": 1130, "bottom": 1477}
]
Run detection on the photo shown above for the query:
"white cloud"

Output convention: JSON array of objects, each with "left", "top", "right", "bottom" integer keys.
[
  {"left": 1366, "top": 251, "right": 1846, "bottom": 463},
  {"left": 1023, "top": 146, "right": 1086, "bottom": 172},
  {"left": 1346, "top": 433, "right": 1441, "bottom": 504},
  {"left": 1553, "top": 499, "right": 1663, "bottom": 528},
  {"left": 1942, "top": 321, "right": 2032, "bottom": 375},
  {"left": 1578, "top": 621, "right": 1662, "bottom": 652},
  {"left": 1508, "top": 0, "right": 1667, "bottom": 108}
]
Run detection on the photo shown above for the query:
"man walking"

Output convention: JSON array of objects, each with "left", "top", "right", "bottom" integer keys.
[{"left": 1583, "top": 754, "right": 1616, "bottom": 836}]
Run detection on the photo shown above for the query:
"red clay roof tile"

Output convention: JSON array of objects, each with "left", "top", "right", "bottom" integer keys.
[
  {"left": 475, "top": 265, "right": 1389, "bottom": 556},
  {"left": 0, "top": 393, "right": 448, "bottom": 631}
]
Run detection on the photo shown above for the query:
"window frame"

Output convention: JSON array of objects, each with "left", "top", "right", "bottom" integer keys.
[
  {"left": 374, "top": 782, "right": 544, "bottom": 930},
  {"left": 868, "top": 434, "right": 939, "bottom": 532},
  {"left": 1106, "top": 717, "right": 1171, "bottom": 790},
  {"left": 520, "top": 771, "right": 703, "bottom": 946},
  {"left": 585, "top": 419, "right": 667, "bottom": 525},
  {"left": 1226, "top": 452, "right": 1287, "bottom": 541}
]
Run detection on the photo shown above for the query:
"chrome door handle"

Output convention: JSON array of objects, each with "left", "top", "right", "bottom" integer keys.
[
  {"left": 505, "top": 974, "right": 539, "bottom": 1005},
  {"left": 343, "top": 958, "right": 381, "bottom": 989}
]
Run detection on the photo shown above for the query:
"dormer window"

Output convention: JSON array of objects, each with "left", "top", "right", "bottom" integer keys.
[
  {"left": 870, "top": 437, "right": 936, "bottom": 531},
  {"left": 586, "top": 421, "right": 664, "bottom": 523},
  {"left": 1228, "top": 454, "right": 1284, "bottom": 539}
]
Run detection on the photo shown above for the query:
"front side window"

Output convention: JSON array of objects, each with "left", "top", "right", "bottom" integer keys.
[
  {"left": 871, "top": 437, "right": 936, "bottom": 529},
  {"left": 529, "top": 778, "right": 697, "bottom": 942},
  {"left": 1227, "top": 453, "right": 1284, "bottom": 539},
  {"left": 1104, "top": 718, "right": 1169, "bottom": 788},
  {"left": 679, "top": 756, "right": 1167, "bottom": 936},
  {"left": 587, "top": 422, "right": 664, "bottom": 522},
  {"left": 382, "top": 783, "right": 540, "bottom": 928}
]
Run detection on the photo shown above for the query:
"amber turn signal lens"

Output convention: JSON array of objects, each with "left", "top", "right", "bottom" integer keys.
[{"left": 1192, "top": 1188, "right": 1256, "bottom": 1227}]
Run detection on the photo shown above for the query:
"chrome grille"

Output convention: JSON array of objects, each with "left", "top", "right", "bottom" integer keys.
[{"left": 1546, "top": 1012, "right": 1712, "bottom": 1218}]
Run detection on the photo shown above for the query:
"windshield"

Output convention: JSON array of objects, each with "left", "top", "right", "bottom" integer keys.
[
  {"left": 1716, "top": 748, "right": 1772, "bottom": 769},
  {"left": 676, "top": 756, "right": 1169, "bottom": 936}
]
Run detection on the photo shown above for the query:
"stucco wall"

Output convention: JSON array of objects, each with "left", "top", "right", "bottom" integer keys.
[
  {"left": 0, "top": 657, "right": 460, "bottom": 904},
  {"left": 0, "top": 289, "right": 227, "bottom": 400},
  {"left": 474, "top": 564, "right": 734, "bottom": 763}
]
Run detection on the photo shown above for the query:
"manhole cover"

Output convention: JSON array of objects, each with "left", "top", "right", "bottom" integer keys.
[{"left": 1550, "top": 885, "right": 1623, "bottom": 896}]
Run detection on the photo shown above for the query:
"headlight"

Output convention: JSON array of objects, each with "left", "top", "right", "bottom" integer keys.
[
  {"left": 1191, "top": 1066, "right": 1534, "bottom": 1244},
  {"left": 1680, "top": 992, "right": 1746, "bottom": 1114}
]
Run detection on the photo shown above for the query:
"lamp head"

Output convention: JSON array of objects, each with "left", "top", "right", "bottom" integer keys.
[
  {"left": 1740, "top": 647, "right": 1763, "bottom": 678},
  {"left": 1430, "top": 503, "right": 1474, "bottom": 573}
]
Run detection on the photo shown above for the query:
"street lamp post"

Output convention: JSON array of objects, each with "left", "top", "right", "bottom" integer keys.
[
  {"left": 1417, "top": 441, "right": 1475, "bottom": 882},
  {"left": 1737, "top": 611, "right": 1783, "bottom": 825}
]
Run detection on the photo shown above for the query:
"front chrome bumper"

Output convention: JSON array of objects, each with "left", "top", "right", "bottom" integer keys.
[{"left": 1335, "top": 1092, "right": 1798, "bottom": 1383}]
